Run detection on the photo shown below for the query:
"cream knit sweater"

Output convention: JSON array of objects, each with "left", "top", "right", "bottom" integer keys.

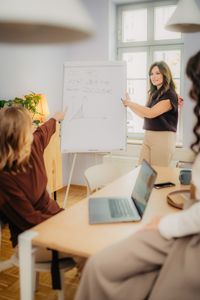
[{"left": 158, "top": 154, "right": 200, "bottom": 239}]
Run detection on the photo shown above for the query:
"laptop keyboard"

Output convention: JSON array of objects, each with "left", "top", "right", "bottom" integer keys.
[{"left": 108, "top": 198, "right": 134, "bottom": 218}]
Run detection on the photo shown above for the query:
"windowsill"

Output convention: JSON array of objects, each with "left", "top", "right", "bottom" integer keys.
[
  {"left": 127, "top": 138, "right": 183, "bottom": 148},
  {"left": 127, "top": 138, "right": 142, "bottom": 145}
]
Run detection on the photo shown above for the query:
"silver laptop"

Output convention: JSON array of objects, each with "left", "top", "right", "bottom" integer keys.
[{"left": 89, "top": 160, "right": 157, "bottom": 224}]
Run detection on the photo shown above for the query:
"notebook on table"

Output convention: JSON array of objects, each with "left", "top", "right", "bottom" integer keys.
[{"left": 89, "top": 159, "right": 157, "bottom": 224}]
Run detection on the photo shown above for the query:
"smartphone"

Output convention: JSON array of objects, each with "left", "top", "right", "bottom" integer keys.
[{"left": 154, "top": 182, "right": 175, "bottom": 189}]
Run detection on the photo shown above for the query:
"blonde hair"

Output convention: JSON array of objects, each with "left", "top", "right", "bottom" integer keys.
[{"left": 0, "top": 106, "right": 33, "bottom": 173}]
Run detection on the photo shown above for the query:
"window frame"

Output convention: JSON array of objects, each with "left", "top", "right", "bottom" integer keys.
[{"left": 116, "top": 0, "right": 184, "bottom": 142}]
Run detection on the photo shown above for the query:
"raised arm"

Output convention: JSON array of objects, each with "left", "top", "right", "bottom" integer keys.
[
  {"left": 33, "top": 108, "right": 67, "bottom": 151},
  {"left": 122, "top": 93, "right": 172, "bottom": 119},
  {"left": 52, "top": 108, "right": 67, "bottom": 122}
]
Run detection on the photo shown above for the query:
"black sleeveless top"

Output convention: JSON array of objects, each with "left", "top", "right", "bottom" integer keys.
[{"left": 143, "top": 89, "right": 178, "bottom": 132}]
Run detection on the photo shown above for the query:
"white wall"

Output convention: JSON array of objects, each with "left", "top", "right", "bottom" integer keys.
[
  {"left": 0, "top": 0, "right": 200, "bottom": 186},
  {"left": 0, "top": 44, "right": 69, "bottom": 113},
  {"left": 67, "top": 0, "right": 110, "bottom": 60}
]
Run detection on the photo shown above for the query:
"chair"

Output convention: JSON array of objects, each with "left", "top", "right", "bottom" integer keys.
[
  {"left": 84, "top": 162, "right": 127, "bottom": 195},
  {"left": 173, "top": 148, "right": 195, "bottom": 168},
  {"left": 0, "top": 224, "right": 76, "bottom": 300}
]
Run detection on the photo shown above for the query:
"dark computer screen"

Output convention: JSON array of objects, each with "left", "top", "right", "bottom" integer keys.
[{"left": 131, "top": 160, "right": 157, "bottom": 216}]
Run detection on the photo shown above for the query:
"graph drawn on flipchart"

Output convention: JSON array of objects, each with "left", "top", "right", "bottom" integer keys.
[{"left": 61, "top": 61, "right": 127, "bottom": 153}]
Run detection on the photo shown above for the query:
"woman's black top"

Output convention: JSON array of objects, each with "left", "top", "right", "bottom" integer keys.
[{"left": 143, "top": 89, "right": 178, "bottom": 132}]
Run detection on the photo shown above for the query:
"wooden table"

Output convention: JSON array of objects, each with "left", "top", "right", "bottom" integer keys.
[{"left": 18, "top": 166, "right": 188, "bottom": 300}]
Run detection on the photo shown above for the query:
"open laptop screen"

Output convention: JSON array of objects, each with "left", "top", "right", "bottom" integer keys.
[{"left": 131, "top": 160, "right": 157, "bottom": 216}]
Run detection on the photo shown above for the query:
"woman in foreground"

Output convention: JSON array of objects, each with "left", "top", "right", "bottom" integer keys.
[{"left": 75, "top": 51, "right": 200, "bottom": 300}]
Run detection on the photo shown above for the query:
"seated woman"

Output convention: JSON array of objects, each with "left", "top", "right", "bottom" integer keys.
[
  {"left": 75, "top": 51, "right": 200, "bottom": 300},
  {"left": 0, "top": 106, "right": 70, "bottom": 262}
]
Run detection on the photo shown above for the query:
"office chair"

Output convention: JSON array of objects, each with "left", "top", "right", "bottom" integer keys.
[
  {"left": 0, "top": 225, "right": 76, "bottom": 300},
  {"left": 0, "top": 248, "right": 75, "bottom": 300},
  {"left": 174, "top": 148, "right": 195, "bottom": 168},
  {"left": 84, "top": 162, "right": 126, "bottom": 195}
]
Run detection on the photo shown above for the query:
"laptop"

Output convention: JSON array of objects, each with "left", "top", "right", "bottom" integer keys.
[{"left": 89, "top": 159, "right": 157, "bottom": 224}]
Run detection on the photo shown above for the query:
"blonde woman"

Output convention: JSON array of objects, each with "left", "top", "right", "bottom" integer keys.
[
  {"left": 0, "top": 106, "right": 71, "bottom": 262},
  {"left": 122, "top": 61, "right": 178, "bottom": 167}
]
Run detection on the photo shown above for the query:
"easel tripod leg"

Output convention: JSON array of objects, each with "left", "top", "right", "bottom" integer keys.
[{"left": 62, "top": 153, "right": 77, "bottom": 208}]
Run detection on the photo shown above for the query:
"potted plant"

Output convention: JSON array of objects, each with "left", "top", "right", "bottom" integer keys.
[{"left": 0, "top": 92, "right": 45, "bottom": 126}]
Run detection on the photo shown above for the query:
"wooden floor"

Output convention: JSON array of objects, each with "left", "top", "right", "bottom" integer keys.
[{"left": 0, "top": 185, "right": 87, "bottom": 300}]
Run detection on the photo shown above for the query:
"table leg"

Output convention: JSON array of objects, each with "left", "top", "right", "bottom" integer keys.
[{"left": 18, "top": 230, "right": 38, "bottom": 300}]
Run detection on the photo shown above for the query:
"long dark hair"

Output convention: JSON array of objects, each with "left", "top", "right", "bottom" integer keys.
[
  {"left": 148, "top": 61, "right": 176, "bottom": 102},
  {"left": 186, "top": 51, "right": 200, "bottom": 154}
]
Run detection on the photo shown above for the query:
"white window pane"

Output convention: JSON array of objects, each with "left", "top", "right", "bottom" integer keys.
[
  {"left": 154, "top": 6, "right": 181, "bottom": 40},
  {"left": 122, "top": 52, "right": 147, "bottom": 133},
  {"left": 174, "top": 79, "right": 180, "bottom": 95},
  {"left": 127, "top": 80, "right": 147, "bottom": 133},
  {"left": 176, "top": 110, "right": 183, "bottom": 144},
  {"left": 123, "top": 52, "right": 147, "bottom": 78},
  {"left": 122, "top": 9, "right": 147, "bottom": 42},
  {"left": 127, "top": 110, "right": 144, "bottom": 134},
  {"left": 128, "top": 80, "right": 147, "bottom": 104},
  {"left": 117, "top": 3, "right": 183, "bottom": 139},
  {"left": 153, "top": 50, "right": 181, "bottom": 79}
]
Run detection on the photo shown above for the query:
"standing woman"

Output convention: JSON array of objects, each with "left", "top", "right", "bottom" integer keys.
[{"left": 122, "top": 61, "right": 178, "bottom": 166}]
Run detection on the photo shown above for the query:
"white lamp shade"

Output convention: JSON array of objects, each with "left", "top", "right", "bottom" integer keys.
[
  {"left": 165, "top": 0, "right": 200, "bottom": 33},
  {"left": 0, "top": 0, "right": 94, "bottom": 43}
]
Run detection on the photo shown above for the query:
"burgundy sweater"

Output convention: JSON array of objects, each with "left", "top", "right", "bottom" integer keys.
[{"left": 0, "top": 118, "right": 63, "bottom": 247}]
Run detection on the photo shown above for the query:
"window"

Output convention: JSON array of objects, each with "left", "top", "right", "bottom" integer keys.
[{"left": 116, "top": 1, "right": 183, "bottom": 142}]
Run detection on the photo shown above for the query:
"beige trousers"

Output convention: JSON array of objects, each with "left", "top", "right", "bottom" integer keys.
[
  {"left": 75, "top": 230, "right": 200, "bottom": 300},
  {"left": 138, "top": 130, "right": 176, "bottom": 167}
]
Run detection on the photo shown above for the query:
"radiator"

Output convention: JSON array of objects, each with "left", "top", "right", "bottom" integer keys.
[{"left": 103, "top": 146, "right": 195, "bottom": 171}]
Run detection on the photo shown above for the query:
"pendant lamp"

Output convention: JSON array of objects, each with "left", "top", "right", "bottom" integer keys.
[
  {"left": 165, "top": 0, "right": 200, "bottom": 33},
  {"left": 0, "top": 0, "right": 94, "bottom": 43}
]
